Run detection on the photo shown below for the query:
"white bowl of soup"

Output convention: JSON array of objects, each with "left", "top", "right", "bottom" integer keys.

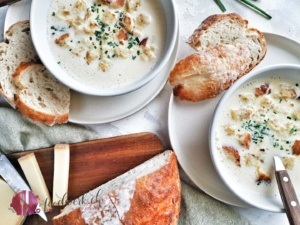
[
  {"left": 209, "top": 64, "right": 300, "bottom": 212},
  {"left": 30, "top": 0, "right": 178, "bottom": 96}
]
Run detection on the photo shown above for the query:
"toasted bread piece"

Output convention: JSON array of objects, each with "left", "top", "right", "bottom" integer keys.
[
  {"left": 0, "top": 21, "right": 39, "bottom": 107},
  {"left": 169, "top": 13, "right": 267, "bottom": 102},
  {"left": 13, "top": 62, "right": 70, "bottom": 126},
  {"left": 170, "top": 44, "right": 255, "bottom": 101},
  {"left": 53, "top": 150, "right": 181, "bottom": 225}
]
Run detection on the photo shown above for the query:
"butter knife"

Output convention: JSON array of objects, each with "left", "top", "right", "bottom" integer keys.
[
  {"left": 274, "top": 156, "right": 300, "bottom": 225},
  {"left": 0, "top": 0, "right": 21, "bottom": 7},
  {"left": 0, "top": 154, "right": 47, "bottom": 221}
]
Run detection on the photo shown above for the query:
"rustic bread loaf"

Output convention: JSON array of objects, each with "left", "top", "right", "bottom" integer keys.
[
  {"left": 13, "top": 62, "right": 70, "bottom": 126},
  {"left": 0, "top": 20, "right": 39, "bottom": 107},
  {"left": 169, "top": 13, "right": 267, "bottom": 102},
  {"left": 52, "top": 150, "right": 181, "bottom": 225}
]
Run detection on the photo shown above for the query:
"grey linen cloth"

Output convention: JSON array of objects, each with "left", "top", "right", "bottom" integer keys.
[{"left": 0, "top": 107, "right": 251, "bottom": 225}]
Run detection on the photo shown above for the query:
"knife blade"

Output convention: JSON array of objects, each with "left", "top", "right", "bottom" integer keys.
[
  {"left": 0, "top": 154, "right": 47, "bottom": 221},
  {"left": 274, "top": 156, "right": 300, "bottom": 225},
  {"left": 0, "top": 0, "right": 21, "bottom": 7}
]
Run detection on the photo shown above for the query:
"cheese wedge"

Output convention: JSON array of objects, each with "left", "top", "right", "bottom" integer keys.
[
  {"left": 53, "top": 144, "right": 70, "bottom": 206},
  {"left": 0, "top": 178, "right": 26, "bottom": 225},
  {"left": 18, "top": 153, "right": 52, "bottom": 212}
]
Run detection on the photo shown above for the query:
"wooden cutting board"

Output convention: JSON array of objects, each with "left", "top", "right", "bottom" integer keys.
[{"left": 7, "top": 132, "right": 164, "bottom": 224}]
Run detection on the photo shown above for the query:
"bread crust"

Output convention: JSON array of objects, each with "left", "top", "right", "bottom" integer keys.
[
  {"left": 53, "top": 152, "right": 181, "bottom": 225},
  {"left": 52, "top": 208, "right": 86, "bottom": 225},
  {"left": 0, "top": 20, "right": 39, "bottom": 107},
  {"left": 13, "top": 62, "right": 69, "bottom": 126},
  {"left": 5, "top": 20, "right": 31, "bottom": 38},
  {"left": 187, "top": 13, "right": 246, "bottom": 49},
  {"left": 122, "top": 153, "right": 180, "bottom": 224},
  {"left": 170, "top": 43, "right": 258, "bottom": 102},
  {"left": 169, "top": 13, "right": 267, "bottom": 102}
]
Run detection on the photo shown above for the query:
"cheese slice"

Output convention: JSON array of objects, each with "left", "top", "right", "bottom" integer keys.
[
  {"left": 18, "top": 153, "right": 52, "bottom": 212},
  {"left": 53, "top": 144, "right": 70, "bottom": 206},
  {"left": 0, "top": 178, "right": 26, "bottom": 225}
]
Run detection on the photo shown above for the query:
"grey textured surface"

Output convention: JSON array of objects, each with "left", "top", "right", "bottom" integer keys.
[{"left": 0, "top": 7, "right": 7, "bottom": 42}]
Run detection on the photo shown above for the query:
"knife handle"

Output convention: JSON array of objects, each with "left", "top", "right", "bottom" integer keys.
[
  {"left": 275, "top": 170, "right": 300, "bottom": 225},
  {"left": 0, "top": 0, "right": 20, "bottom": 7}
]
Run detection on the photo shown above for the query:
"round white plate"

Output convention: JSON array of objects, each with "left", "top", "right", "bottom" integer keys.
[
  {"left": 5, "top": 0, "right": 179, "bottom": 124},
  {"left": 168, "top": 33, "right": 300, "bottom": 207}
]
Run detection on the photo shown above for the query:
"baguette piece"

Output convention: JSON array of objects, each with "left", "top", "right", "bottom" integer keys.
[
  {"left": 169, "top": 44, "right": 254, "bottom": 102},
  {"left": 13, "top": 62, "right": 70, "bottom": 125},
  {"left": 0, "top": 20, "right": 39, "bottom": 107},
  {"left": 52, "top": 150, "right": 181, "bottom": 225},
  {"left": 169, "top": 13, "right": 267, "bottom": 102}
]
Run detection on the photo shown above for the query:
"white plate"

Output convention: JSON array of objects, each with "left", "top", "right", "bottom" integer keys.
[
  {"left": 5, "top": 0, "right": 179, "bottom": 124},
  {"left": 168, "top": 33, "right": 300, "bottom": 207}
]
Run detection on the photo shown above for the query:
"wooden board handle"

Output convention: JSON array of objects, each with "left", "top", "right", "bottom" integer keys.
[
  {"left": 0, "top": 0, "right": 20, "bottom": 7},
  {"left": 275, "top": 170, "right": 300, "bottom": 225}
]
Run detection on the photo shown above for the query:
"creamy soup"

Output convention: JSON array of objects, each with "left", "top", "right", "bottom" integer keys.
[
  {"left": 214, "top": 76, "right": 300, "bottom": 197},
  {"left": 47, "top": 0, "right": 165, "bottom": 89}
]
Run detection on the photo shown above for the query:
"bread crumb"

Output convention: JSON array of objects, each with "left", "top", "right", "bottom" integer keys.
[
  {"left": 102, "top": 10, "right": 116, "bottom": 25},
  {"left": 274, "top": 84, "right": 297, "bottom": 99},
  {"left": 222, "top": 146, "right": 241, "bottom": 167},
  {"left": 231, "top": 108, "right": 252, "bottom": 121},
  {"left": 237, "top": 133, "right": 251, "bottom": 149},
  {"left": 126, "top": 0, "right": 141, "bottom": 12},
  {"left": 255, "top": 83, "right": 271, "bottom": 97},
  {"left": 283, "top": 156, "right": 295, "bottom": 170},
  {"left": 256, "top": 167, "right": 271, "bottom": 184},
  {"left": 120, "top": 14, "right": 135, "bottom": 33},
  {"left": 224, "top": 125, "right": 235, "bottom": 135},
  {"left": 99, "top": 60, "right": 109, "bottom": 72},
  {"left": 55, "top": 33, "right": 70, "bottom": 47},
  {"left": 136, "top": 14, "right": 150, "bottom": 29},
  {"left": 239, "top": 93, "right": 254, "bottom": 102},
  {"left": 86, "top": 51, "right": 98, "bottom": 65},
  {"left": 292, "top": 140, "right": 300, "bottom": 155},
  {"left": 244, "top": 154, "right": 260, "bottom": 167}
]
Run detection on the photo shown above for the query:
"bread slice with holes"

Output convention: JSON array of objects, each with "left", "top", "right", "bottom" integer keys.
[
  {"left": 52, "top": 150, "right": 181, "bottom": 225},
  {"left": 13, "top": 62, "right": 70, "bottom": 126},
  {"left": 0, "top": 20, "right": 39, "bottom": 107},
  {"left": 169, "top": 13, "right": 267, "bottom": 102}
]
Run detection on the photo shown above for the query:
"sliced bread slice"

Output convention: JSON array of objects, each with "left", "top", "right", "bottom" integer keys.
[
  {"left": 0, "top": 20, "right": 39, "bottom": 107},
  {"left": 52, "top": 150, "right": 181, "bottom": 225},
  {"left": 169, "top": 13, "right": 267, "bottom": 102},
  {"left": 169, "top": 44, "right": 255, "bottom": 101},
  {"left": 13, "top": 62, "right": 70, "bottom": 126}
]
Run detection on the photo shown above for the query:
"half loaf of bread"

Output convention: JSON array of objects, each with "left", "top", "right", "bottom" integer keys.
[
  {"left": 13, "top": 62, "right": 70, "bottom": 126},
  {"left": 52, "top": 150, "right": 181, "bottom": 225},
  {"left": 169, "top": 13, "right": 267, "bottom": 102},
  {"left": 0, "top": 20, "right": 39, "bottom": 107}
]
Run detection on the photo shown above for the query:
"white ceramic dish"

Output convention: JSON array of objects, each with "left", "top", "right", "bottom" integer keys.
[
  {"left": 210, "top": 64, "right": 300, "bottom": 212},
  {"left": 5, "top": 0, "right": 179, "bottom": 124},
  {"left": 30, "top": 0, "right": 178, "bottom": 96},
  {"left": 168, "top": 33, "right": 300, "bottom": 208}
]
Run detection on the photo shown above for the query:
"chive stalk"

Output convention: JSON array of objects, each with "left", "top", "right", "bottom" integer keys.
[
  {"left": 237, "top": 0, "right": 272, "bottom": 19},
  {"left": 215, "top": 0, "right": 226, "bottom": 12}
]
